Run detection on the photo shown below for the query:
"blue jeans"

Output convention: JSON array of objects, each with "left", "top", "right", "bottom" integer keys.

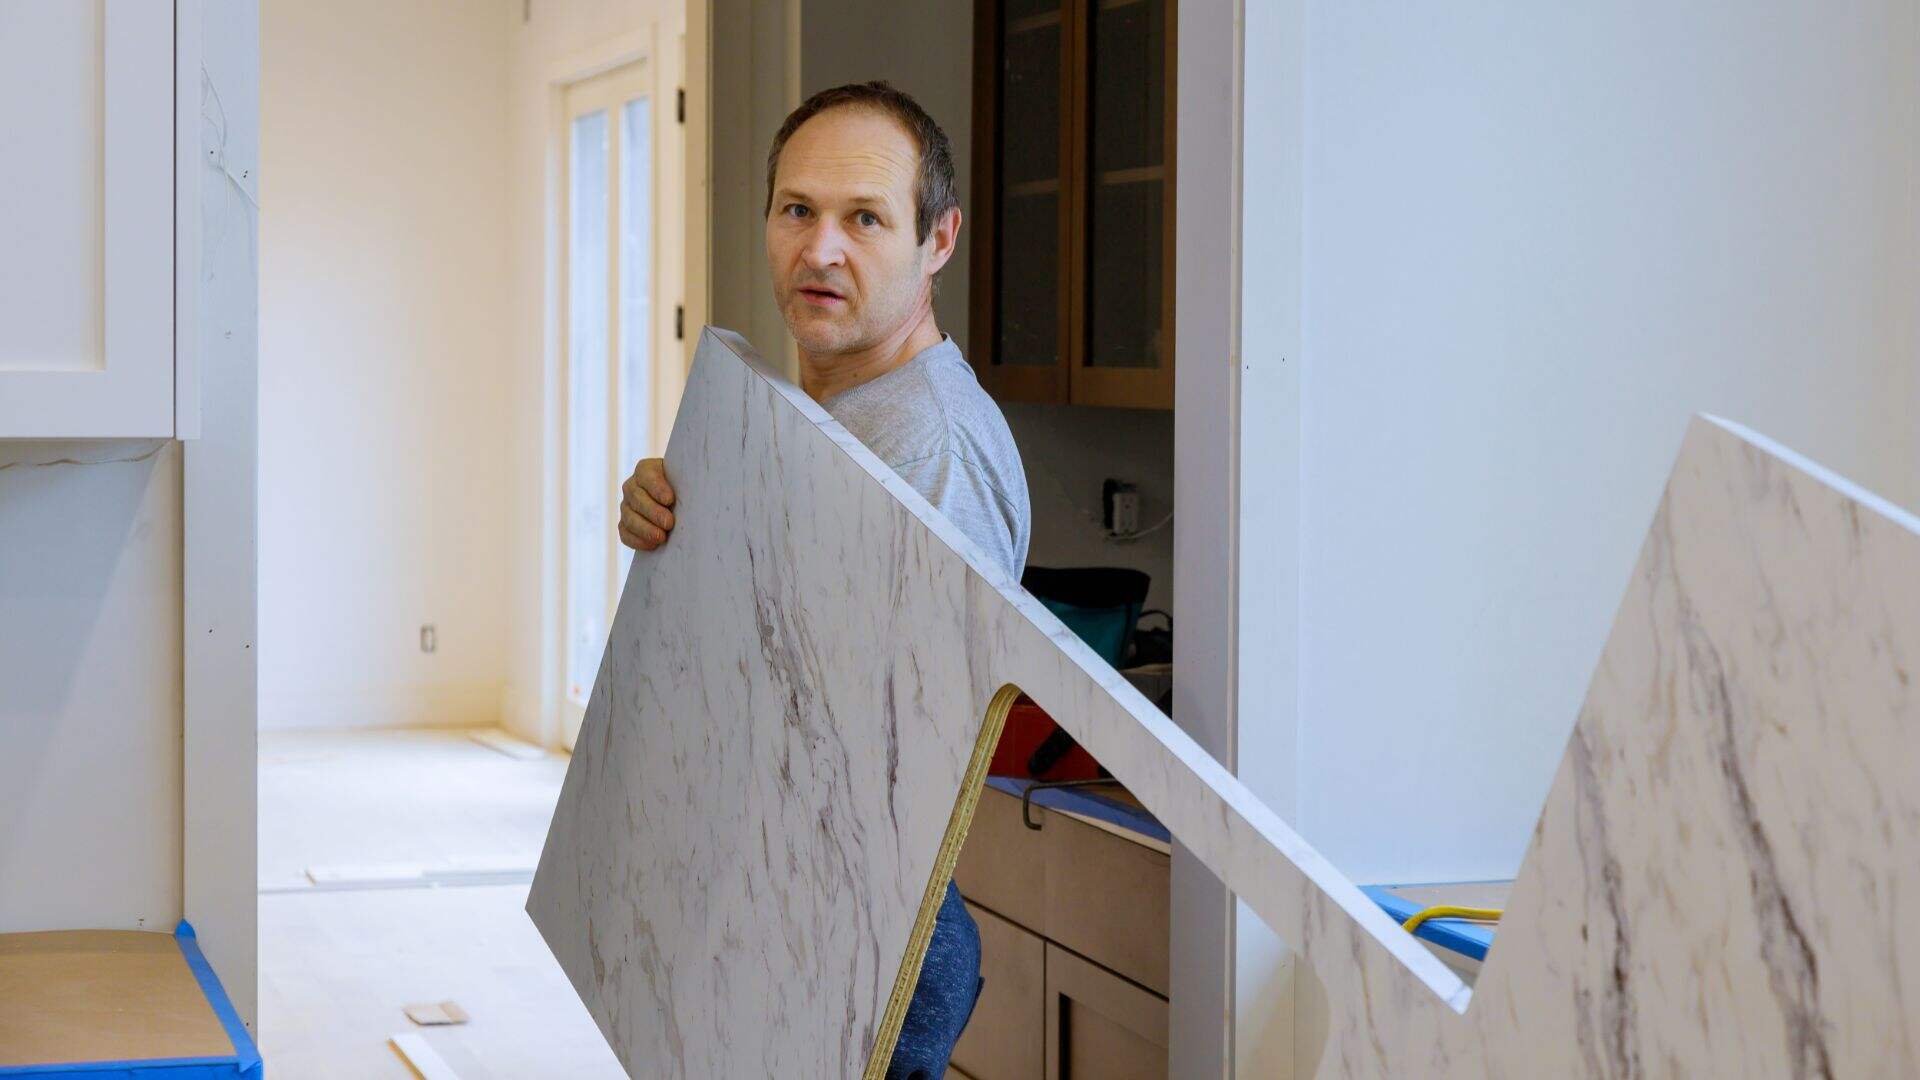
[{"left": 887, "top": 881, "right": 983, "bottom": 1079}]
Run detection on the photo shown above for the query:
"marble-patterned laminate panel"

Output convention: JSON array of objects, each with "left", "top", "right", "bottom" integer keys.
[
  {"left": 528, "top": 328, "right": 1454, "bottom": 1078},
  {"left": 1449, "top": 416, "right": 1920, "bottom": 1078},
  {"left": 532, "top": 329, "right": 1920, "bottom": 1077}
]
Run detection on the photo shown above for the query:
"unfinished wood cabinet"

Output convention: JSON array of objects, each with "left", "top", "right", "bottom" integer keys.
[
  {"left": 952, "top": 777, "right": 1051, "bottom": 932},
  {"left": 951, "top": 903, "right": 1047, "bottom": 1080},
  {"left": 1044, "top": 943, "right": 1168, "bottom": 1079},
  {"left": 969, "top": 0, "right": 1177, "bottom": 410},
  {"left": 952, "top": 785, "right": 1170, "bottom": 1079},
  {"left": 1040, "top": 801, "right": 1171, "bottom": 996}
]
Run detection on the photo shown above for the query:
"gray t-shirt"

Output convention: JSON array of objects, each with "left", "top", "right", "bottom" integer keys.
[{"left": 823, "top": 336, "right": 1031, "bottom": 579}]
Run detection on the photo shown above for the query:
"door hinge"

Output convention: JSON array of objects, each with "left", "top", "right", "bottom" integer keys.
[
  {"left": 675, "top": 305, "right": 685, "bottom": 340},
  {"left": 676, "top": 88, "right": 686, "bottom": 124}
]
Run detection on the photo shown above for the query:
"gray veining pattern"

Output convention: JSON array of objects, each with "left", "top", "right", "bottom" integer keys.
[{"left": 532, "top": 329, "right": 1920, "bottom": 1077}]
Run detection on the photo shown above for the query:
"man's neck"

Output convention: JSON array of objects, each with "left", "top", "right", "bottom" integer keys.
[{"left": 799, "top": 305, "right": 944, "bottom": 403}]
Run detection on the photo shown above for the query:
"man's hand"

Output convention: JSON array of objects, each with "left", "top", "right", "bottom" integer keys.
[{"left": 620, "top": 458, "right": 676, "bottom": 551}]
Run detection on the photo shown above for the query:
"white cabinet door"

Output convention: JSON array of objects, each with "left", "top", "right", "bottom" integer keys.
[{"left": 0, "top": 1, "right": 176, "bottom": 438}]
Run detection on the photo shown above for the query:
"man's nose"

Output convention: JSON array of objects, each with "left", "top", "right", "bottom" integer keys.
[{"left": 800, "top": 220, "right": 848, "bottom": 271}]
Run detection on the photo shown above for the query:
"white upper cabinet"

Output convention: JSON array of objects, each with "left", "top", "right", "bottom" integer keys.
[{"left": 1, "top": 1, "right": 189, "bottom": 439}]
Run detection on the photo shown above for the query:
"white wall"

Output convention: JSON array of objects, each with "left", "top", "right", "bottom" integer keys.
[
  {"left": 260, "top": 0, "right": 515, "bottom": 730},
  {"left": 0, "top": 441, "right": 183, "bottom": 932},
  {"left": 1242, "top": 2, "right": 1920, "bottom": 891},
  {"left": 502, "top": 0, "right": 680, "bottom": 747},
  {"left": 1006, "top": 403, "right": 1175, "bottom": 609}
]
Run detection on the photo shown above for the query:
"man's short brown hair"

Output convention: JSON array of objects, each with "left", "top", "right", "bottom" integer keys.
[{"left": 764, "top": 81, "right": 959, "bottom": 245}]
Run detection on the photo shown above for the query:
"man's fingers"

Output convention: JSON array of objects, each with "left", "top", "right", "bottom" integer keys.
[
  {"left": 622, "top": 476, "right": 671, "bottom": 526},
  {"left": 640, "top": 461, "right": 675, "bottom": 507},
  {"left": 621, "top": 505, "right": 667, "bottom": 549},
  {"left": 638, "top": 499, "right": 674, "bottom": 531}
]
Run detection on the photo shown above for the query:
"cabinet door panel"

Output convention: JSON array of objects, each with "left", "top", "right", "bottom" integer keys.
[
  {"left": 951, "top": 902, "right": 1046, "bottom": 1080},
  {"left": 1042, "top": 808, "right": 1171, "bottom": 997},
  {"left": 1, "top": 0, "right": 175, "bottom": 437},
  {"left": 1070, "top": 0, "right": 1174, "bottom": 408},
  {"left": 1043, "top": 943, "right": 1168, "bottom": 1080},
  {"left": 953, "top": 785, "right": 1050, "bottom": 934}
]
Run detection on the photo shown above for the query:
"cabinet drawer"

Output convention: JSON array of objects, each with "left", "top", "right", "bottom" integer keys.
[
  {"left": 1044, "top": 943, "right": 1168, "bottom": 1080},
  {"left": 955, "top": 786, "right": 1170, "bottom": 996},
  {"left": 950, "top": 902, "right": 1045, "bottom": 1080},
  {"left": 1041, "top": 807, "right": 1169, "bottom": 996},
  {"left": 954, "top": 784, "right": 1049, "bottom": 933}
]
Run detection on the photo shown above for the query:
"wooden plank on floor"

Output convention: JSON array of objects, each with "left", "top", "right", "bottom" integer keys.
[{"left": 391, "top": 1031, "right": 461, "bottom": 1079}]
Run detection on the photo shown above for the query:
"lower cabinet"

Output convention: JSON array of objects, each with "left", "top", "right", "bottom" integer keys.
[
  {"left": 949, "top": 785, "right": 1171, "bottom": 1080},
  {"left": 1044, "top": 944, "right": 1169, "bottom": 1080},
  {"left": 953, "top": 903, "right": 1046, "bottom": 1079}
]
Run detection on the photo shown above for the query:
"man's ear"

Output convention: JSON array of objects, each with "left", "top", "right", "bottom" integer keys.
[{"left": 923, "top": 206, "right": 962, "bottom": 276}]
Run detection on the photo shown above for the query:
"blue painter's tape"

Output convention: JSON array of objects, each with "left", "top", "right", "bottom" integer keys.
[
  {"left": 985, "top": 776, "right": 1173, "bottom": 845},
  {"left": 173, "top": 922, "right": 263, "bottom": 1079},
  {"left": 1360, "top": 885, "right": 1495, "bottom": 961},
  {"left": 0, "top": 925, "right": 261, "bottom": 1079}
]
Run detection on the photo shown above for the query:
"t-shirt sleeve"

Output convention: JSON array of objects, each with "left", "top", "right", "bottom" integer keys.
[{"left": 892, "top": 449, "right": 1024, "bottom": 580}]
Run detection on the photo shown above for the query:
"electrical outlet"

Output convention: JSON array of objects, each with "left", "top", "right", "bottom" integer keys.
[
  {"left": 1102, "top": 479, "right": 1141, "bottom": 537},
  {"left": 420, "top": 624, "right": 437, "bottom": 654}
]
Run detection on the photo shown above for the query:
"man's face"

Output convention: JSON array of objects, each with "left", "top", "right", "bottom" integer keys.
[{"left": 766, "top": 107, "right": 951, "bottom": 356}]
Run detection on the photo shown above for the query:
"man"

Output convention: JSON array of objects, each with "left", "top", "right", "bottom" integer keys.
[{"left": 617, "top": 82, "right": 1030, "bottom": 1078}]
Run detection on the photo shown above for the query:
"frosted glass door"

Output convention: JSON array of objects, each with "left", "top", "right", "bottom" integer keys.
[
  {"left": 565, "top": 107, "right": 612, "bottom": 742},
  {"left": 0, "top": 1, "right": 176, "bottom": 437},
  {"left": 562, "top": 61, "right": 655, "bottom": 749}
]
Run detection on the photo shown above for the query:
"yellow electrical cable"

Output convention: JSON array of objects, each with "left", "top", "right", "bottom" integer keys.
[{"left": 1401, "top": 905, "right": 1504, "bottom": 934}]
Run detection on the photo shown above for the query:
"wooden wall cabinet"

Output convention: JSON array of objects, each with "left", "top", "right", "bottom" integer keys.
[
  {"left": 0, "top": 1, "right": 199, "bottom": 439},
  {"left": 969, "top": 0, "right": 1176, "bottom": 410}
]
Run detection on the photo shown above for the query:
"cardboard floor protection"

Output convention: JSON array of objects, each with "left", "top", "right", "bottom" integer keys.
[{"left": 0, "top": 929, "right": 233, "bottom": 1066}]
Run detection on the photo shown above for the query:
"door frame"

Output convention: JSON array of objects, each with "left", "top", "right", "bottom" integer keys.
[
  {"left": 1170, "top": 0, "right": 1245, "bottom": 1074},
  {"left": 558, "top": 57, "right": 652, "bottom": 749},
  {"left": 539, "top": 24, "right": 687, "bottom": 750}
]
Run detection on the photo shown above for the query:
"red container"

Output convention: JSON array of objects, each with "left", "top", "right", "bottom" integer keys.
[{"left": 987, "top": 696, "right": 1102, "bottom": 781}]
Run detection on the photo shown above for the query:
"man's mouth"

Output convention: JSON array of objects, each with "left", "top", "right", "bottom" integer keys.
[{"left": 797, "top": 285, "right": 847, "bottom": 306}]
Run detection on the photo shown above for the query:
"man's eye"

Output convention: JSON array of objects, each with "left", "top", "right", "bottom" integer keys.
[
  {"left": 786, "top": 204, "right": 811, "bottom": 219},
  {"left": 856, "top": 211, "right": 879, "bottom": 227}
]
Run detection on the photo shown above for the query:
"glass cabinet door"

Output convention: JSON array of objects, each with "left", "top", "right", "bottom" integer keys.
[
  {"left": 1073, "top": 0, "right": 1174, "bottom": 407},
  {"left": 972, "top": 0, "right": 1175, "bottom": 409},
  {"left": 981, "top": 0, "right": 1073, "bottom": 402}
]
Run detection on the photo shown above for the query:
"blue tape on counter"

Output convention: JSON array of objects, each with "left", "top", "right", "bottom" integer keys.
[
  {"left": 174, "top": 922, "right": 263, "bottom": 1079},
  {"left": 1360, "top": 885, "right": 1495, "bottom": 961},
  {"left": 0, "top": 925, "right": 260, "bottom": 1080},
  {"left": 985, "top": 776, "right": 1173, "bottom": 845}
]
